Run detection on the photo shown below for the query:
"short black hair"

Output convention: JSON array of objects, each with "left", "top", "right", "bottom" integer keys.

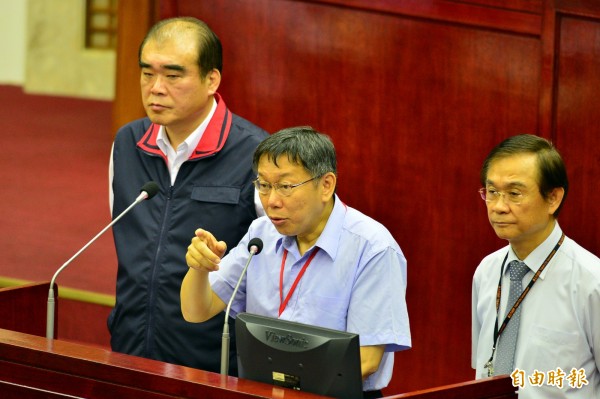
[
  {"left": 480, "top": 134, "right": 568, "bottom": 216},
  {"left": 139, "top": 17, "right": 223, "bottom": 77}
]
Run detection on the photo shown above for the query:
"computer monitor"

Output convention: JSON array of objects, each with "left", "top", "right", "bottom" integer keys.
[{"left": 235, "top": 312, "right": 363, "bottom": 399}]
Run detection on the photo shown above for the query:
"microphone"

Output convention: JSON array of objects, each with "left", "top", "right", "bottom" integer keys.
[
  {"left": 46, "top": 181, "right": 160, "bottom": 339},
  {"left": 221, "top": 237, "right": 263, "bottom": 375}
]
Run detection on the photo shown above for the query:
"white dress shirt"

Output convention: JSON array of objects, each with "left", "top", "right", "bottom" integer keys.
[{"left": 472, "top": 223, "right": 600, "bottom": 398}]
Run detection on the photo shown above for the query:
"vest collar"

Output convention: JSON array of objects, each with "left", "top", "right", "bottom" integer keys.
[{"left": 136, "top": 92, "right": 232, "bottom": 161}]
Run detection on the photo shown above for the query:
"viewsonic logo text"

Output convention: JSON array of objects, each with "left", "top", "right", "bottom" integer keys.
[{"left": 265, "top": 330, "right": 309, "bottom": 349}]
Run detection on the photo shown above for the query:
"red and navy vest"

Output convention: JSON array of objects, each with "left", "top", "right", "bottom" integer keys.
[{"left": 109, "top": 95, "right": 268, "bottom": 373}]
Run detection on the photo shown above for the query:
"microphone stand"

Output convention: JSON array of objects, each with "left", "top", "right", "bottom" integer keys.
[
  {"left": 220, "top": 243, "right": 261, "bottom": 375},
  {"left": 46, "top": 184, "right": 157, "bottom": 339}
]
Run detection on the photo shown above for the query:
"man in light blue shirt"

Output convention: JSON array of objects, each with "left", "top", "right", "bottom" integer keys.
[{"left": 181, "top": 126, "right": 411, "bottom": 396}]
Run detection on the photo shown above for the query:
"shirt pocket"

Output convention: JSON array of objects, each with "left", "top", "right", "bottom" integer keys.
[
  {"left": 528, "top": 324, "right": 581, "bottom": 369},
  {"left": 191, "top": 186, "right": 241, "bottom": 205},
  {"left": 299, "top": 295, "right": 348, "bottom": 330}
]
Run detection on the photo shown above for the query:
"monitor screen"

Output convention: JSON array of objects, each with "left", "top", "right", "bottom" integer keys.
[{"left": 235, "top": 312, "right": 363, "bottom": 399}]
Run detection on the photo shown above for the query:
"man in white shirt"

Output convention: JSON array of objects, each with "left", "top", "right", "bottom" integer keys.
[{"left": 472, "top": 134, "right": 600, "bottom": 398}]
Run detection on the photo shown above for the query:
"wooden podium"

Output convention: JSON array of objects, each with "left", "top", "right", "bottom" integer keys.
[{"left": 0, "top": 283, "right": 516, "bottom": 399}]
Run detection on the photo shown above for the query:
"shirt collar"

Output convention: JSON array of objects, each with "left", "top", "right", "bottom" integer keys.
[
  {"left": 155, "top": 98, "right": 218, "bottom": 157},
  {"left": 507, "top": 221, "right": 562, "bottom": 279},
  {"left": 276, "top": 194, "right": 345, "bottom": 261}
]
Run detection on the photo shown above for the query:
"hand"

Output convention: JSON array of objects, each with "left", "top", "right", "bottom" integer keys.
[{"left": 185, "top": 228, "right": 227, "bottom": 272}]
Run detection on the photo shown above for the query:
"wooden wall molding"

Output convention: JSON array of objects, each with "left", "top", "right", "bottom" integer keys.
[{"left": 300, "top": 0, "right": 543, "bottom": 34}]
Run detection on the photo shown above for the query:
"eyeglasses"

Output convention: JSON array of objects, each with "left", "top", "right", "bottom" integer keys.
[
  {"left": 478, "top": 187, "right": 524, "bottom": 205},
  {"left": 253, "top": 176, "right": 320, "bottom": 197}
]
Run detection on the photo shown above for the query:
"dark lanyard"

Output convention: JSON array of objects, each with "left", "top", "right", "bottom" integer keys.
[
  {"left": 485, "top": 233, "right": 565, "bottom": 374},
  {"left": 279, "top": 248, "right": 320, "bottom": 316}
]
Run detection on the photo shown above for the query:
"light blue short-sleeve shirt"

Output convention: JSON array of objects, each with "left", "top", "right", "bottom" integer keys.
[{"left": 210, "top": 195, "right": 411, "bottom": 390}]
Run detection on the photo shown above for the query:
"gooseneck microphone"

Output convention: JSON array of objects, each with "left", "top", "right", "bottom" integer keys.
[
  {"left": 46, "top": 181, "right": 160, "bottom": 339},
  {"left": 221, "top": 237, "right": 263, "bottom": 375}
]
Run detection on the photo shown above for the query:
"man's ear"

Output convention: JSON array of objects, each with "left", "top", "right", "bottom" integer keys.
[
  {"left": 206, "top": 68, "right": 221, "bottom": 94},
  {"left": 547, "top": 187, "right": 565, "bottom": 215},
  {"left": 321, "top": 172, "right": 337, "bottom": 201}
]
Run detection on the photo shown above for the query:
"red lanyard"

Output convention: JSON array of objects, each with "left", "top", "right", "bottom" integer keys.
[{"left": 278, "top": 248, "right": 320, "bottom": 316}]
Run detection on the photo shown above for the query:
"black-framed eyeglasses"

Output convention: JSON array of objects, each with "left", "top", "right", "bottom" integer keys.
[{"left": 253, "top": 176, "right": 320, "bottom": 197}]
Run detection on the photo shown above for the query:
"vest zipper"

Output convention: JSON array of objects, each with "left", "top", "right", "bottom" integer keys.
[{"left": 143, "top": 185, "right": 174, "bottom": 356}]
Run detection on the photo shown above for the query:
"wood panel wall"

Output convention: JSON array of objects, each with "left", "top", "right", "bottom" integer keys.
[
  {"left": 552, "top": 1, "right": 600, "bottom": 256},
  {"left": 113, "top": 0, "right": 600, "bottom": 394}
]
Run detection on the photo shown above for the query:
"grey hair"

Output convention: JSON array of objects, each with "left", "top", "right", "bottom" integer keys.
[{"left": 253, "top": 126, "right": 337, "bottom": 180}]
